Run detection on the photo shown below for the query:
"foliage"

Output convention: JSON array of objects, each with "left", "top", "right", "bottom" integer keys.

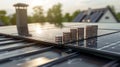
[
  {"left": 107, "top": 5, "right": 120, "bottom": 22},
  {"left": 107, "top": 5, "right": 116, "bottom": 13},
  {"left": 32, "top": 6, "right": 45, "bottom": 24},
  {"left": 46, "top": 3, "right": 62, "bottom": 25},
  {"left": 27, "top": 16, "right": 33, "bottom": 23},
  {"left": 71, "top": 10, "right": 80, "bottom": 21},
  {"left": 116, "top": 12, "right": 120, "bottom": 21},
  {"left": 62, "top": 10, "right": 80, "bottom": 22},
  {"left": 46, "top": 9, "right": 53, "bottom": 23},
  {"left": 0, "top": 10, "right": 10, "bottom": 25},
  {"left": 63, "top": 13, "right": 72, "bottom": 22},
  {"left": 0, "top": 10, "right": 6, "bottom": 16},
  {"left": 10, "top": 13, "right": 16, "bottom": 25}
]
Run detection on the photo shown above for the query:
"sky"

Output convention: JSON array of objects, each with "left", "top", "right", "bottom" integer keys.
[{"left": 0, "top": 0, "right": 120, "bottom": 15}]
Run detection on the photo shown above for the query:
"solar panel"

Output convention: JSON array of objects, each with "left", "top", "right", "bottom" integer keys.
[
  {"left": 73, "top": 13, "right": 85, "bottom": 22},
  {"left": 92, "top": 11, "right": 103, "bottom": 22},
  {"left": 90, "top": 11, "right": 99, "bottom": 22},
  {"left": 0, "top": 23, "right": 120, "bottom": 67}
]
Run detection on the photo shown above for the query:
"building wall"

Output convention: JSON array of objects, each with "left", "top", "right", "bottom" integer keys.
[{"left": 98, "top": 10, "right": 117, "bottom": 23}]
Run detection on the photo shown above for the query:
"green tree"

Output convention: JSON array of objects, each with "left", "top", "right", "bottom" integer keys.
[
  {"left": 46, "top": 3, "right": 62, "bottom": 26},
  {"left": 107, "top": 5, "right": 120, "bottom": 22},
  {"left": 116, "top": 12, "right": 120, "bottom": 21},
  {"left": 0, "top": 10, "right": 6, "bottom": 16},
  {"left": 46, "top": 9, "right": 53, "bottom": 23},
  {"left": 71, "top": 10, "right": 80, "bottom": 21},
  {"left": 0, "top": 10, "right": 10, "bottom": 25},
  {"left": 107, "top": 5, "right": 116, "bottom": 13},
  {"left": 10, "top": 13, "right": 16, "bottom": 25},
  {"left": 63, "top": 13, "right": 72, "bottom": 22},
  {"left": 27, "top": 16, "right": 33, "bottom": 23},
  {"left": 32, "top": 6, "right": 45, "bottom": 24}
]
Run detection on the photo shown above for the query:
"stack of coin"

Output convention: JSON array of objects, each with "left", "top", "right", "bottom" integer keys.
[
  {"left": 63, "top": 32, "right": 71, "bottom": 43},
  {"left": 55, "top": 36, "right": 62, "bottom": 44},
  {"left": 70, "top": 29, "right": 77, "bottom": 41}
]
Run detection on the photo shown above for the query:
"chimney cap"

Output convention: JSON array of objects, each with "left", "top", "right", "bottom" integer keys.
[{"left": 13, "top": 3, "right": 28, "bottom": 7}]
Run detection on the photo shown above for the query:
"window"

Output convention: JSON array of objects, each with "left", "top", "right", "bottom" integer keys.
[{"left": 105, "top": 16, "right": 109, "bottom": 19}]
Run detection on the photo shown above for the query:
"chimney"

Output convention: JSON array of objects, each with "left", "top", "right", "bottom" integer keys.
[
  {"left": 14, "top": 3, "right": 31, "bottom": 36},
  {"left": 87, "top": 8, "right": 92, "bottom": 15}
]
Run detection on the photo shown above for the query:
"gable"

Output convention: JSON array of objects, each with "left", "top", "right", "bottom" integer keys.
[{"left": 98, "top": 10, "right": 117, "bottom": 23}]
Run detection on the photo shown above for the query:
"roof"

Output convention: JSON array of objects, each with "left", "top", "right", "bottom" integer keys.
[
  {"left": 0, "top": 23, "right": 120, "bottom": 67},
  {"left": 73, "top": 7, "right": 119, "bottom": 22}
]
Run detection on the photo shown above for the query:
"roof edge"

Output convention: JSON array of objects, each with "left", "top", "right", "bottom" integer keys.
[{"left": 107, "top": 6, "right": 119, "bottom": 22}]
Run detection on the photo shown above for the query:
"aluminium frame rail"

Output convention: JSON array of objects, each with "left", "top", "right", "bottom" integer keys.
[{"left": 0, "top": 46, "right": 53, "bottom": 64}]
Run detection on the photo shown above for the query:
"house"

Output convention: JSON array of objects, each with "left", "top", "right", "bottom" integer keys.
[{"left": 73, "top": 7, "right": 119, "bottom": 23}]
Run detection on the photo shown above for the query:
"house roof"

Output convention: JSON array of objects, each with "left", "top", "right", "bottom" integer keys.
[{"left": 73, "top": 7, "right": 119, "bottom": 22}]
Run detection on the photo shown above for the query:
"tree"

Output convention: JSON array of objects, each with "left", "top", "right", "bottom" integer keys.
[
  {"left": 32, "top": 6, "right": 45, "bottom": 24},
  {"left": 71, "top": 10, "right": 80, "bottom": 21},
  {"left": 116, "top": 12, "right": 120, "bottom": 21},
  {"left": 10, "top": 13, "right": 16, "bottom": 25},
  {"left": 27, "top": 16, "right": 33, "bottom": 23},
  {"left": 46, "top": 3, "right": 62, "bottom": 25},
  {"left": 0, "top": 10, "right": 6, "bottom": 16},
  {"left": 63, "top": 13, "right": 72, "bottom": 22},
  {"left": 107, "top": 5, "right": 116, "bottom": 13},
  {"left": 107, "top": 5, "right": 120, "bottom": 22},
  {"left": 0, "top": 10, "right": 10, "bottom": 25},
  {"left": 46, "top": 9, "right": 53, "bottom": 23}
]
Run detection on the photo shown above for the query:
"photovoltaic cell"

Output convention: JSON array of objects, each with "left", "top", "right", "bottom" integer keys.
[
  {"left": 92, "top": 11, "right": 103, "bottom": 22},
  {"left": 90, "top": 11, "right": 99, "bottom": 22},
  {"left": 73, "top": 13, "right": 85, "bottom": 22}
]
